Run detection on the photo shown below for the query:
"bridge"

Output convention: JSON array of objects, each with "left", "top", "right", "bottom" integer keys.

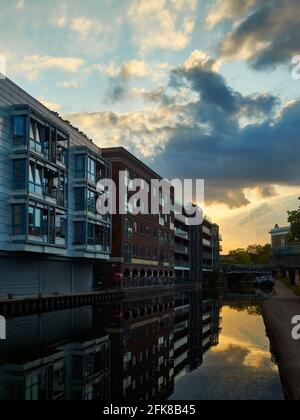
[{"left": 222, "top": 264, "right": 273, "bottom": 275}]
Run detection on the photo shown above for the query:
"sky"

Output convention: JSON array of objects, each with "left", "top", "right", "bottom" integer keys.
[{"left": 1, "top": 0, "right": 300, "bottom": 252}]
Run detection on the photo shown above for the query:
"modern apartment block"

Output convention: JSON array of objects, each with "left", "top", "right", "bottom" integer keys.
[
  {"left": 0, "top": 78, "right": 111, "bottom": 299},
  {"left": 212, "top": 223, "right": 222, "bottom": 271},
  {"left": 101, "top": 147, "right": 175, "bottom": 289},
  {"left": 174, "top": 211, "right": 190, "bottom": 282},
  {"left": 202, "top": 216, "right": 214, "bottom": 274}
]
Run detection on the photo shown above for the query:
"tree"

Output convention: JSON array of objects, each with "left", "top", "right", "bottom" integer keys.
[
  {"left": 223, "top": 244, "right": 271, "bottom": 265},
  {"left": 287, "top": 200, "right": 300, "bottom": 243}
]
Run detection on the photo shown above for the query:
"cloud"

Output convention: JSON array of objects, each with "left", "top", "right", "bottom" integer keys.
[
  {"left": 18, "top": 54, "right": 85, "bottom": 80},
  {"left": 56, "top": 80, "right": 79, "bottom": 89},
  {"left": 127, "top": 0, "right": 197, "bottom": 52},
  {"left": 66, "top": 50, "right": 300, "bottom": 210},
  {"left": 70, "top": 17, "right": 106, "bottom": 36},
  {"left": 15, "top": 0, "right": 25, "bottom": 10},
  {"left": 38, "top": 97, "right": 61, "bottom": 112},
  {"left": 99, "top": 60, "right": 169, "bottom": 102},
  {"left": 207, "top": 0, "right": 300, "bottom": 69}
]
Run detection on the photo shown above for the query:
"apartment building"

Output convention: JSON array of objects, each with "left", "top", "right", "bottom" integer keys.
[
  {"left": 212, "top": 223, "right": 222, "bottom": 271},
  {"left": 0, "top": 78, "right": 111, "bottom": 299},
  {"left": 101, "top": 147, "right": 175, "bottom": 289},
  {"left": 174, "top": 211, "right": 190, "bottom": 282},
  {"left": 202, "top": 216, "right": 213, "bottom": 273}
]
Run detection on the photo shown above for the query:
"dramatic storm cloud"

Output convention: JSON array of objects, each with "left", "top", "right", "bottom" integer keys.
[{"left": 207, "top": 0, "right": 300, "bottom": 69}]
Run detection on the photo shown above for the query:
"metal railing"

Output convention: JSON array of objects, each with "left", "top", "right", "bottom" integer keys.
[{"left": 272, "top": 244, "right": 300, "bottom": 256}]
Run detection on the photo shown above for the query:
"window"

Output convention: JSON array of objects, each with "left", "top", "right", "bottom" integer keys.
[
  {"left": 124, "top": 243, "right": 132, "bottom": 261},
  {"left": 133, "top": 222, "right": 138, "bottom": 233},
  {"left": 87, "top": 190, "right": 96, "bottom": 213},
  {"left": 146, "top": 226, "right": 150, "bottom": 236},
  {"left": 75, "top": 155, "right": 86, "bottom": 178},
  {"left": 29, "top": 120, "right": 43, "bottom": 154},
  {"left": 74, "top": 221, "right": 86, "bottom": 245},
  {"left": 12, "top": 204, "right": 25, "bottom": 235},
  {"left": 124, "top": 218, "right": 133, "bottom": 237},
  {"left": 26, "top": 375, "right": 39, "bottom": 400},
  {"left": 29, "top": 163, "right": 43, "bottom": 195},
  {"left": 88, "top": 157, "right": 96, "bottom": 183},
  {"left": 75, "top": 188, "right": 86, "bottom": 211},
  {"left": 87, "top": 223, "right": 96, "bottom": 245},
  {"left": 28, "top": 206, "right": 42, "bottom": 237},
  {"left": 141, "top": 223, "right": 146, "bottom": 235},
  {"left": 13, "top": 115, "right": 27, "bottom": 146},
  {"left": 56, "top": 213, "right": 67, "bottom": 239},
  {"left": 13, "top": 159, "right": 26, "bottom": 190}
]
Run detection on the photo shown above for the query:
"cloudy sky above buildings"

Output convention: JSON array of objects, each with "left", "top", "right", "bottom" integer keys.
[{"left": 1, "top": 0, "right": 300, "bottom": 251}]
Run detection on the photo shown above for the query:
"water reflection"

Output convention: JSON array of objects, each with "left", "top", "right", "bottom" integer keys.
[{"left": 0, "top": 289, "right": 283, "bottom": 400}]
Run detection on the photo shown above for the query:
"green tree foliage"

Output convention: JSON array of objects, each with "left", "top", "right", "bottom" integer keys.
[
  {"left": 223, "top": 244, "right": 271, "bottom": 265},
  {"left": 287, "top": 202, "right": 300, "bottom": 243}
]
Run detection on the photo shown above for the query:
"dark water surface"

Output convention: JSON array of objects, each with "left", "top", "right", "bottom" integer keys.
[{"left": 0, "top": 288, "right": 283, "bottom": 400}]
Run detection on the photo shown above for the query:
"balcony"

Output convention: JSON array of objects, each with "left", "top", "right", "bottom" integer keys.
[
  {"left": 175, "top": 244, "right": 189, "bottom": 255},
  {"left": 272, "top": 244, "right": 300, "bottom": 256},
  {"left": 175, "top": 228, "right": 189, "bottom": 240}
]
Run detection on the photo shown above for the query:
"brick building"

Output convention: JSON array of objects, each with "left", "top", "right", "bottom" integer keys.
[{"left": 101, "top": 147, "right": 175, "bottom": 289}]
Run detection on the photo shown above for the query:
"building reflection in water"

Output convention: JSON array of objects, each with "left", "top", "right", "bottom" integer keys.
[{"left": 0, "top": 289, "right": 221, "bottom": 400}]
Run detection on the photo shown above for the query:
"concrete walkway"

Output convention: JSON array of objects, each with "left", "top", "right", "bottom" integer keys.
[{"left": 263, "top": 281, "right": 300, "bottom": 400}]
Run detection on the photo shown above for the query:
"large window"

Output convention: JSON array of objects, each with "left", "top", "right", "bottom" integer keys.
[
  {"left": 28, "top": 206, "right": 42, "bottom": 237},
  {"left": 88, "top": 157, "right": 96, "bottom": 183},
  {"left": 13, "top": 115, "right": 27, "bottom": 146},
  {"left": 75, "top": 155, "right": 86, "bottom": 178},
  {"left": 75, "top": 188, "right": 86, "bottom": 211},
  {"left": 13, "top": 159, "right": 26, "bottom": 190},
  {"left": 29, "top": 120, "right": 43, "bottom": 154},
  {"left": 87, "top": 190, "right": 96, "bottom": 213},
  {"left": 56, "top": 213, "right": 67, "bottom": 239},
  {"left": 12, "top": 204, "right": 25, "bottom": 235},
  {"left": 29, "top": 163, "right": 43, "bottom": 195}
]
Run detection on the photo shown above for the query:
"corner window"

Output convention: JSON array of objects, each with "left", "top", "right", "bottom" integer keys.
[{"left": 13, "top": 115, "right": 27, "bottom": 146}]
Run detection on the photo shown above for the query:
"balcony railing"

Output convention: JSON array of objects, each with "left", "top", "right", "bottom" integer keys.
[
  {"left": 272, "top": 244, "right": 300, "bottom": 256},
  {"left": 175, "top": 244, "right": 189, "bottom": 255},
  {"left": 175, "top": 228, "right": 189, "bottom": 240}
]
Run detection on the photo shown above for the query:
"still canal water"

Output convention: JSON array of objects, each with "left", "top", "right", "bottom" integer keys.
[{"left": 0, "top": 288, "right": 283, "bottom": 400}]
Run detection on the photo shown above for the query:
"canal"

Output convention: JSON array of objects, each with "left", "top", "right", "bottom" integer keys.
[{"left": 0, "top": 288, "right": 284, "bottom": 400}]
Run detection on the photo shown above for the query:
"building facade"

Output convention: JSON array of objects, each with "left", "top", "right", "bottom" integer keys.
[
  {"left": 212, "top": 223, "right": 222, "bottom": 271},
  {"left": 174, "top": 211, "right": 190, "bottom": 283},
  {"left": 101, "top": 147, "right": 175, "bottom": 289},
  {"left": 0, "top": 78, "right": 111, "bottom": 299}
]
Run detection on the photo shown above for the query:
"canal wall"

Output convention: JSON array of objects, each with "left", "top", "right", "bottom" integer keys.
[{"left": 263, "top": 281, "right": 300, "bottom": 400}]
